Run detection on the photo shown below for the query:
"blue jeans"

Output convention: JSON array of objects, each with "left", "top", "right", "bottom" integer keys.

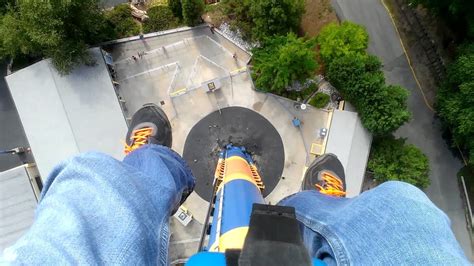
[{"left": 1, "top": 145, "right": 469, "bottom": 265}]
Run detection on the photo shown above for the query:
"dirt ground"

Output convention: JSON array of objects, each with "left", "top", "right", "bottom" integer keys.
[
  {"left": 299, "top": 0, "right": 338, "bottom": 38},
  {"left": 384, "top": 0, "right": 457, "bottom": 106}
]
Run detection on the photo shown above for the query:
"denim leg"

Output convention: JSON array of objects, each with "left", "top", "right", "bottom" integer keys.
[
  {"left": 279, "top": 181, "right": 469, "bottom": 265},
  {"left": 2, "top": 144, "right": 195, "bottom": 265}
]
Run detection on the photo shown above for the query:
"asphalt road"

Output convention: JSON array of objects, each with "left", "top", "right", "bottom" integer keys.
[
  {"left": 0, "top": 62, "right": 32, "bottom": 172},
  {"left": 332, "top": 0, "right": 473, "bottom": 259}
]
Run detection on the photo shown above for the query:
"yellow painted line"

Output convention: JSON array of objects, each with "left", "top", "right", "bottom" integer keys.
[
  {"left": 170, "top": 88, "right": 187, "bottom": 96},
  {"left": 380, "top": 0, "right": 435, "bottom": 112},
  {"left": 230, "top": 67, "right": 247, "bottom": 74}
]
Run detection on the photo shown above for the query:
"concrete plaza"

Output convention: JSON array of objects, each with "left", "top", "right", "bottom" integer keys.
[{"left": 109, "top": 26, "right": 331, "bottom": 261}]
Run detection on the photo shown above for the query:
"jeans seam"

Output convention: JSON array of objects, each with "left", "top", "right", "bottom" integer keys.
[
  {"left": 158, "top": 217, "right": 169, "bottom": 265},
  {"left": 295, "top": 211, "right": 350, "bottom": 266},
  {"left": 139, "top": 145, "right": 195, "bottom": 188}
]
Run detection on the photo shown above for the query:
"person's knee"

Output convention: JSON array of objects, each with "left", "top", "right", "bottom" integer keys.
[{"left": 376, "top": 181, "right": 430, "bottom": 202}]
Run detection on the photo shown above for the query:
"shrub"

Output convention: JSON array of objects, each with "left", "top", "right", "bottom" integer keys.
[
  {"left": 309, "top": 93, "right": 330, "bottom": 108},
  {"left": 249, "top": 0, "right": 305, "bottom": 41},
  {"left": 143, "top": 5, "right": 179, "bottom": 33},
  {"left": 252, "top": 33, "right": 318, "bottom": 94},
  {"left": 368, "top": 136, "right": 430, "bottom": 189},
  {"left": 327, "top": 54, "right": 411, "bottom": 135},
  {"left": 105, "top": 4, "right": 141, "bottom": 39},
  {"left": 182, "top": 0, "right": 204, "bottom": 26},
  {"left": 168, "top": 0, "right": 183, "bottom": 20}
]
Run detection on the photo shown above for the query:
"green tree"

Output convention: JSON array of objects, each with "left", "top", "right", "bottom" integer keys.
[
  {"left": 143, "top": 5, "right": 179, "bottom": 33},
  {"left": 105, "top": 4, "right": 140, "bottom": 39},
  {"left": 169, "top": 0, "right": 183, "bottom": 20},
  {"left": 368, "top": 136, "right": 430, "bottom": 189},
  {"left": 249, "top": 0, "right": 304, "bottom": 41},
  {"left": 318, "top": 22, "right": 369, "bottom": 65},
  {"left": 437, "top": 44, "right": 474, "bottom": 164},
  {"left": 0, "top": 0, "right": 113, "bottom": 74},
  {"left": 252, "top": 33, "right": 318, "bottom": 94},
  {"left": 182, "top": 0, "right": 204, "bottom": 26},
  {"left": 327, "top": 54, "right": 411, "bottom": 135}
]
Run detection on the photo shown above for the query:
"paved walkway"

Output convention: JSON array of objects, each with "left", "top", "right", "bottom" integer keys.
[{"left": 332, "top": 0, "right": 473, "bottom": 259}]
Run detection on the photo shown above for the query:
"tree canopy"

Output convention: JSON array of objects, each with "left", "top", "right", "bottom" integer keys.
[
  {"left": 182, "top": 0, "right": 204, "bottom": 26},
  {"left": 317, "top": 21, "right": 369, "bottom": 64},
  {"left": 368, "top": 136, "right": 430, "bottom": 189},
  {"left": 327, "top": 54, "right": 411, "bottom": 135},
  {"left": 437, "top": 44, "right": 474, "bottom": 164},
  {"left": 251, "top": 33, "right": 318, "bottom": 94},
  {"left": 0, "top": 0, "right": 113, "bottom": 74}
]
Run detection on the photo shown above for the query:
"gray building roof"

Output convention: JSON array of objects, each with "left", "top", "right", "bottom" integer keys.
[
  {"left": 0, "top": 165, "right": 38, "bottom": 250},
  {"left": 6, "top": 48, "right": 128, "bottom": 178},
  {"left": 326, "top": 110, "right": 372, "bottom": 197}
]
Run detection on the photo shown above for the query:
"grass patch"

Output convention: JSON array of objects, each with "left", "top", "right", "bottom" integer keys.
[{"left": 309, "top": 92, "right": 330, "bottom": 108}]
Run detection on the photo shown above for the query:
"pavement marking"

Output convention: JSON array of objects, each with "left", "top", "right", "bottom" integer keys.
[
  {"left": 119, "top": 62, "right": 178, "bottom": 82},
  {"left": 380, "top": 0, "right": 435, "bottom": 112}
]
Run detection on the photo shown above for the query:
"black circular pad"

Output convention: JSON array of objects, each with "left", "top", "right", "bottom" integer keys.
[{"left": 183, "top": 107, "right": 285, "bottom": 202}]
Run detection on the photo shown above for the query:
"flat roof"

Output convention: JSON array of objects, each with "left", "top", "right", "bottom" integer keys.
[
  {"left": 6, "top": 48, "right": 128, "bottom": 178},
  {"left": 0, "top": 165, "right": 37, "bottom": 250},
  {"left": 326, "top": 110, "right": 372, "bottom": 197}
]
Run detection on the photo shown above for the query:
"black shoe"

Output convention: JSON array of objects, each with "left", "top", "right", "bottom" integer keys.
[
  {"left": 125, "top": 103, "right": 172, "bottom": 154},
  {"left": 125, "top": 104, "right": 193, "bottom": 213},
  {"left": 302, "top": 153, "right": 346, "bottom": 197}
]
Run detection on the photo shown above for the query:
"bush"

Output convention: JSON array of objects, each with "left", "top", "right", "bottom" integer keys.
[
  {"left": 221, "top": 0, "right": 304, "bottom": 41},
  {"left": 252, "top": 33, "right": 318, "bottom": 94},
  {"left": 309, "top": 93, "right": 330, "bottom": 108},
  {"left": 327, "top": 53, "right": 411, "bottom": 135},
  {"left": 249, "top": 0, "right": 304, "bottom": 41},
  {"left": 182, "top": 0, "right": 204, "bottom": 26},
  {"left": 143, "top": 6, "right": 179, "bottom": 33},
  {"left": 105, "top": 4, "right": 141, "bottom": 39},
  {"left": 368, "top": 136, "right": 430, "bottom": 189},
  {"left": 436, "top": 43, "right": 474, "bottom": 165},
  {"left": 168, "top": 0, "right": 183, "bottom": 20}
]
